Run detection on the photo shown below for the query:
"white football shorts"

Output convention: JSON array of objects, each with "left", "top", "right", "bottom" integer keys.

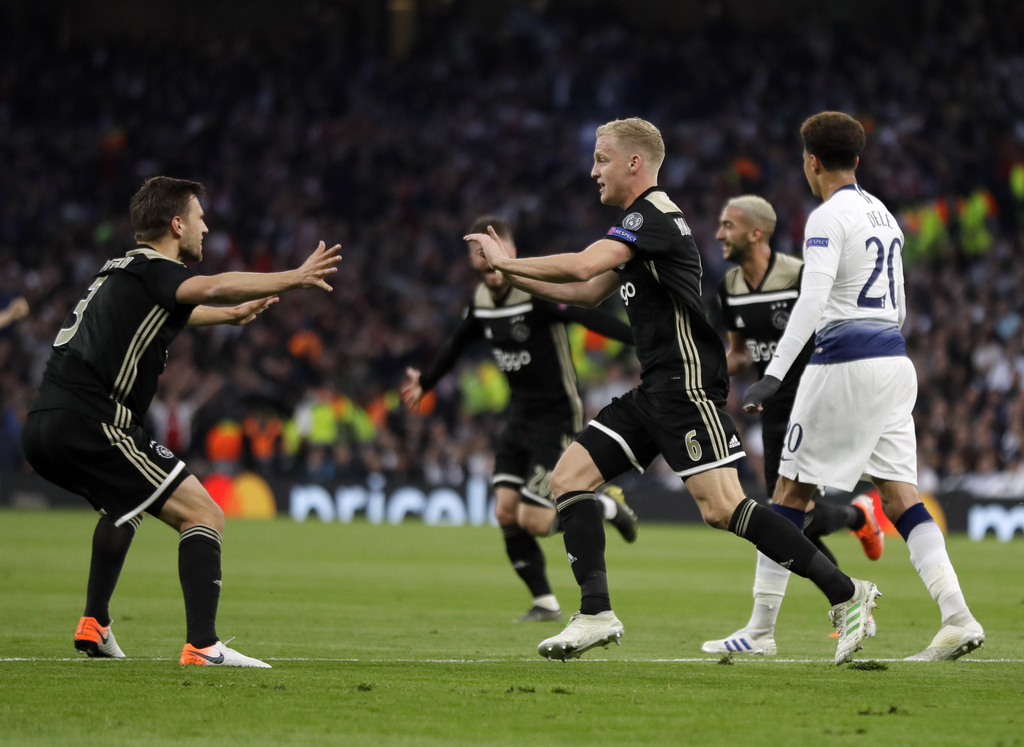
[{"left": 778, "top": 356, "right": 918, "bottom": 491}]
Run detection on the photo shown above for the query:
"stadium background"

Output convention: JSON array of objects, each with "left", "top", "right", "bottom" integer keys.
[{"left": 1, "top": 0, "right": 1022, "bottom": 540}]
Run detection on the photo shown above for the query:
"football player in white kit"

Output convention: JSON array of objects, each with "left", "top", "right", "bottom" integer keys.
[{"left": 743, "top": 111, "right": 984, "bottom": 661}]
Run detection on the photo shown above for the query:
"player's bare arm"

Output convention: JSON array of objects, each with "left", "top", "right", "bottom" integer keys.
[
  {"left": 400, "top": 367, "right": 424, "bottom": 412},
  {"left": 0, "top": 296, "right": 29, "bottom": 330},
  {"left": 466, "top": 228, "right": 629, "bottom": 307},
  {"left": 725, "top": 330, "right": 754, "bottom": 376},
  {"left": 505, "top": 271, "right": 622, "bottom": 308},
  {"left": 187, "top": 296, "right": 279, "bottom": 327},
  {"left": 468, "top": 227, "right": 629, "bottom": 283},
  {"left": 175, "top": 241, "right": 342, "bottom": 305}
]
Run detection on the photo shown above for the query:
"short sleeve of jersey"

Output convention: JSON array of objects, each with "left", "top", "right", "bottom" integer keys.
[
  {"left": 802, "top": 207, "right": 844, "bottom": 280},
  {"left": 604, "top": 199, "right": 677, "bottom": 259},
  {"left": 122, "top": 258, "right": 197, "bottom": 311}
]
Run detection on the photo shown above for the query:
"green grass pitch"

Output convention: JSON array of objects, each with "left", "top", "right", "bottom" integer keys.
[{"left": 1, "top": 508, "right": 1022, "bottom": 745}]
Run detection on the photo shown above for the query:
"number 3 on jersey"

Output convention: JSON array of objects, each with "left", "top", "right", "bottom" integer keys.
[
  {"left": 858, "top": 237, "right": 901, "bottom": 309},
  {"left": 54, "top": 276, "right": 108, "bottom": 346}
]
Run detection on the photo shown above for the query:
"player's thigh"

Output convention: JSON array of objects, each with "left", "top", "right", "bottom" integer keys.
[
  {"left": 550, "top": 442, "right": 608, "bottom": 495},
  {"left": 22, "top": 409, "right": 190, "bottom": 526}
]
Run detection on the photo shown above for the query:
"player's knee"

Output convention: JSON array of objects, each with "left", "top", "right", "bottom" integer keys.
[
  {"left": 204, "top": 501, "right": 226, "bottom": 533},
  {"left": 700, "top": 506, "right": 732, "bottom": 530},
  {"left": 494, "top": 502, "right": 516, "bottom": 526},
  {"left": 686, "top": 474, "right": 742, "bottom": 529},
  {"left": 549, "top": 466, "right": 589, "bottom": 498},
  {"left": 183, "top": 500, "right": 224, "bottom": 534},
  {"left": 171, "top": 487, "right": 225, "bottom": 533},
  {"left": 494, "top": 486, "right": 521, "bottom": 526},
  {"left": 549, "top": 443, "right": 604, "bottom": 498}
]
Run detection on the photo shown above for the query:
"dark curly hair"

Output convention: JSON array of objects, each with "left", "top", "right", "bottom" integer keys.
[{"left": 800, "top": 112, "right": 865, "bottom": 171}]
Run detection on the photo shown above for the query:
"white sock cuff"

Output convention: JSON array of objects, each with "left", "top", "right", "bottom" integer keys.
[
  {"left": 533, "top": 594, "right": 559, "bottom": 611},
  {"left": 596, "top": 493, "right": 616, "bottom": 520}
]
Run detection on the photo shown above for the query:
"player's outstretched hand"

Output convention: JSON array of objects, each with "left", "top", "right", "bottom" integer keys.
[
  {"left": 229, "top": 296, "right": 279, "bottom": 326},
  {"left": 5, "top": 296, "right": 29, "bottom": 320},
  {"left": 295, "top": 241, "right": 343, "bottom": 291},
  {"left": 400, "top": 367, "right": 424, "bottom": 412},
  {"left": 742, "top": 375, "right": 782, "bottom": 413},
  {"left": 464, "top": 226, "right": 510, "bottom": 270}
]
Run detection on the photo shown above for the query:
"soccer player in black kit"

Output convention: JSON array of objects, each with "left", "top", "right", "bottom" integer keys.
[
  {"left": 22, "top": 176, "right": 341, "bottom": 667},
  {"left": 401, "top": 216, "right": 638, "bottom": 623},
  {"left": 468, "top": 118, "right": 879, "bottom": 665},
  {"left": 702, "top": 195, "right": 883, "bottom": 656}
]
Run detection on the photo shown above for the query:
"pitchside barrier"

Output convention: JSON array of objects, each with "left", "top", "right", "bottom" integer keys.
[{"left": 2, "top": 471, "right": 1022, "bottom": 541}]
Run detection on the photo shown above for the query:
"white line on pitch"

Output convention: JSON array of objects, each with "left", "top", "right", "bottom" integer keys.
[{"left": 2, "top": 656, "right": 1023, "bottom": 663}]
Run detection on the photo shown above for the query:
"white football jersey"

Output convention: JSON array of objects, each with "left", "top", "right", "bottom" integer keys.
[{"left": 803, "top": 183, "right": 905, "bottom": 330}]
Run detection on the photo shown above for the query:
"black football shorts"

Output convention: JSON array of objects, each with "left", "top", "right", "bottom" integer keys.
[
  {"left": 22, "top": 408, "right": 191, "bottom": 525},
  {"left": 577, "top": 385, "right": 745, "bottom": 481},
  {"left": 492, "top": 410, "right": 577, "bottom": 509}
]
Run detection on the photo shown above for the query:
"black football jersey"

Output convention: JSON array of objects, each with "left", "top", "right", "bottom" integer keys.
[
  {"left": 603, "top": 187, "right": 729, "bottom": 397},
  {"left": 717, "top": 251, "right": 813, "bottom": 411},
  {"left": 420, "top": 285, "right": 632, "bottom": 427},
  {"left": 30, "top": 246, "right": 197, "bottom": 427}
]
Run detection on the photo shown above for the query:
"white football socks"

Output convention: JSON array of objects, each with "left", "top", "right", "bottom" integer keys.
[
  {"left": 744, "top": 551, "right": 792, "bottom": 635},
  {"left": 905, "top": 521, "right": 970, "bottom": 624}
]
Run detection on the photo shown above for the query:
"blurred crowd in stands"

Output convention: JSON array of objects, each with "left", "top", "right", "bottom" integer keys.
[{"left": 2, "top": 0, "right": 1024, "bottom": 499}]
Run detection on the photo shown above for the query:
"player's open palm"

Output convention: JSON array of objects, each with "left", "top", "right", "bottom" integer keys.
[
  {"left": 296, "top": 241, "right": 343, "bottom": 291},
  {"left": 229, "top": 296, "right": 279, "bottom": 326},
  {"left": 400, "top": 367, "right": 423, "bottom": 412},
  {"left": 465, "top": 226, "right": 509, "bottom": 269}
]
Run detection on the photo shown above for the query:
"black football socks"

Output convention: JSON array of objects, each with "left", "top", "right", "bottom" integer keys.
[
  {"left": 84, "top": 512, "right": 141, "bottom": 626},
  {"left": 555, "top": 491, "right": 610, "bottom": 615},
  {"left": 805, "top": 501, "right": 863, "bottom": 538},
  {"left": 730, "top": 498, "right": 854, "bottom": 606},
  {"left": 502, "top": 524, "right": 552, "bottom": 598},
  {"left": 179, "top": 525, "right": 223, "bottom": 649}
]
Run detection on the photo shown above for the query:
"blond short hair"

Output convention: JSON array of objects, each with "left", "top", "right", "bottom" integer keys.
[
  {"left": 726, "top": 195, "right": 777, "bottom": 240},
  {"left": 596, "top": 118, "right": 665, "bottom": 172}
]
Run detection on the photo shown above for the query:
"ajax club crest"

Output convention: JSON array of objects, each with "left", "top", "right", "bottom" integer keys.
[{"left": 622, "top": 212, "right": 644, "bottom": 231}]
